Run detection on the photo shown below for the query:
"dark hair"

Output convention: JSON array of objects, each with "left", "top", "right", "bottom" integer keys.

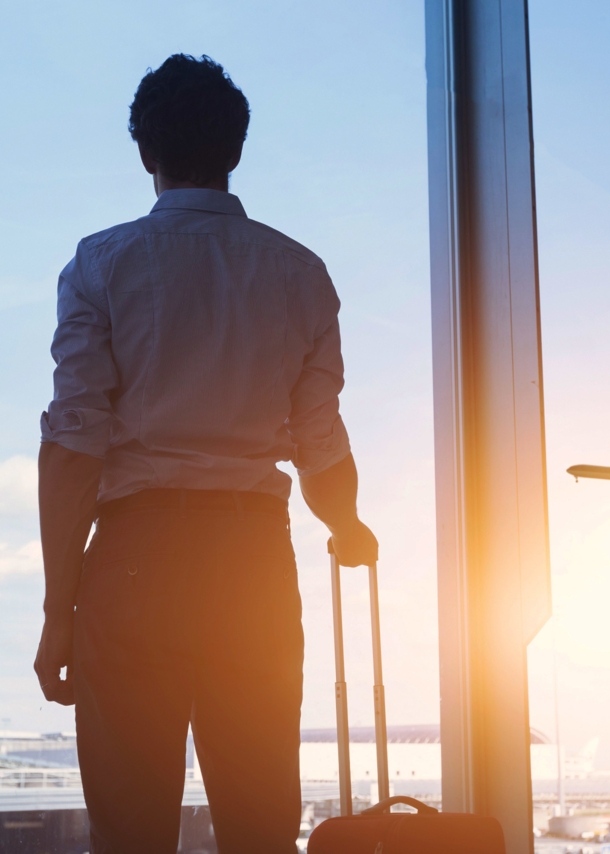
[{"left": 129, "top": 54, "right": 250, "bottom": 185}]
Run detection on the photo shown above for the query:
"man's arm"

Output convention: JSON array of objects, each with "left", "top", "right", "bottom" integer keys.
[
  {"left": 36, "top": 241, "right": 117, "bottom": 704},
  {"left": 287, "top": 272, "right": 377, "bottom": 566},
  {"left": 300, "top": 452, "right": 378, "bottom": 567},
  {"left": 34, "top": 442, "right": 103, "bottom": 705}
]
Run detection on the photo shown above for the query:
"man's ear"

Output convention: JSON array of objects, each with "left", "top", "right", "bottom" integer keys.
[
  {"left": 227, "top": 143, "right": 243, "bottom": 174},
  {"left": 138, "top": 143, "right": 158, "bottom": 175}
]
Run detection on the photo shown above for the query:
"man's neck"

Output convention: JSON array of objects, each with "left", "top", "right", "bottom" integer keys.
[{"left": 154, "top": 173, "right": 229, "bottom": 197}]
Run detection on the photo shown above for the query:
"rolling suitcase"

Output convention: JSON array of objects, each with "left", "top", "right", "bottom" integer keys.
[{"left": 307, "top": 546, "right": 506, "bottom": 854}]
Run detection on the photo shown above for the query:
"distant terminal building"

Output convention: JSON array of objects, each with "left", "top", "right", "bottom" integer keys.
[
  {"left": 299, "top": 726, "right": 557, "bottom": 783},
  {"left": 0, "top": 731, "right": 78, "bottom": 769},
  {"left": 0, "top": 724, "right": 581, "bottom": 790},
  {"left": 301, "top": 724, "right": 443, "bottom": 744}
]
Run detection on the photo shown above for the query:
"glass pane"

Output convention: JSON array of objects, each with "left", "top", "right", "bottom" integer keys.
[
  {"left": 0, "top": 0, "right": 435, "bottom": 847},
  {"left": 528, "top": 0, "right": 610, "bottom": 844}
]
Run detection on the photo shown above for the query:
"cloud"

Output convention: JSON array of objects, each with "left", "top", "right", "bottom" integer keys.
[
  {"left": 0, "top": 541, "right": 42, "bottom": 578},
  {"left": 0, "top": 456, "right": 37, "bottom": 514}
]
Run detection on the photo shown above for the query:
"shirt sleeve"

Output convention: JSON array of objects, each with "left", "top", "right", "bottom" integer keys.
[
  {"left": 40, "top": 241, "right": 118, "bottom": 459},
  {"left": 287, "top": 277, "right": 351, "bottom": 476}
]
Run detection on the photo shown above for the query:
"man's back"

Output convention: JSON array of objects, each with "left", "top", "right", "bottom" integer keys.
[
  {"left": 43, "top": 187, "right": 349, "bottom": 502},
  {"left": 35, "top": 53, "right": 377, "bottom": 854}
]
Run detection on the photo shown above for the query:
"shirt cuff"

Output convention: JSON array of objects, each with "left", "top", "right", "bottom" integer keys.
[
  {"left": 40, "top": 408, "right": 112, "bottom": 459},
  {"left": 294, "top": 417, "right": 351, "bottom": 477}
]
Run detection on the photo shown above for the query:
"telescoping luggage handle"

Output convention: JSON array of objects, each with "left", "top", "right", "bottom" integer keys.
[{"left": 328, "top": 541, "right": 390, "bottom": 816}]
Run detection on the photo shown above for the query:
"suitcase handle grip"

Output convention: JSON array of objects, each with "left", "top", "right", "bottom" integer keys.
[{"left": 361, "top": 796, "right": 439, "bottom": 815}]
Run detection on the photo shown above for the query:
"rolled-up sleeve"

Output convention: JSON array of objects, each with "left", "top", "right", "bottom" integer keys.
[
  {"left": 41, "top": 241, "right": 118, "bottom": 459},
  {"left": 287, "top": 279, "right": 351, "bottom": 476}
]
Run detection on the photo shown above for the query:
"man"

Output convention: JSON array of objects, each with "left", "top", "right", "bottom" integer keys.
[{"left": 34, "top": 53, "right": 377, "bottom": 854}]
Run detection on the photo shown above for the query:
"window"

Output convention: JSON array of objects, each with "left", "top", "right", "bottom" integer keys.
[
  {"left": 528, "top": 0, "right": 610, "bottom": 836},
  {"left": 0, "top": 1, "right": 437, "bottom": 844}
]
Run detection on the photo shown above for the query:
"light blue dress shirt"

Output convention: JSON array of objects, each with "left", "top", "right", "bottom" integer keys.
[{"left": 41, "top": 189, "right": 350, "bottom": 503}]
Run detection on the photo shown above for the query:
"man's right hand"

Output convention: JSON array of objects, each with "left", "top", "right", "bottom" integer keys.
[
  {"left": 329, "top": 518, "right": 378, "bottom": 567},
  {"left": 34, "top": 616, "right": 75, "bottom": 706}
]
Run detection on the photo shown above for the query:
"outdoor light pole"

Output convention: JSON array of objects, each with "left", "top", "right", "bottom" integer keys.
[{"left": 551, "top": 619, "right": 566, "bottom": 818}]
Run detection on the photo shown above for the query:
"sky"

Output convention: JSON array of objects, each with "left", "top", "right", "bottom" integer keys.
[
  {"left": 527, "top": 0, "right": 610, "bottom": 767},
  {"left": 0, "top": 0, "right": 434, "bottom": 737},
  {"left": 0, "top": 0, "right": 609, "bottom": 778}
]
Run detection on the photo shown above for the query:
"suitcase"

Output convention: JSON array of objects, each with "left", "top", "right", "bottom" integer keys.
[{"left": 307, "top": 546, "right": 506, "bottom": 854}]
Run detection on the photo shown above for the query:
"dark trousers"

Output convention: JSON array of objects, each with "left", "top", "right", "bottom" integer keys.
[{"left": 74, "top": 493, "right": 304, "bottom": 854}]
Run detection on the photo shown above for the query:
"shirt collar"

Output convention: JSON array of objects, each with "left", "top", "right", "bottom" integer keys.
[{"left": 150, "top": 188, "right": 247, "bottom": 217}]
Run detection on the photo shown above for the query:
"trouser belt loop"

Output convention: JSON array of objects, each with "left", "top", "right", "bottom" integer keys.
[{"left": 232, "top": 491, "right": 245, "bottom": 521}]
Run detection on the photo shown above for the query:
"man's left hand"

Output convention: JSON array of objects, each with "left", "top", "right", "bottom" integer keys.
[{"left": 34, "top": 616, "right": 75, "bottom": 706}]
